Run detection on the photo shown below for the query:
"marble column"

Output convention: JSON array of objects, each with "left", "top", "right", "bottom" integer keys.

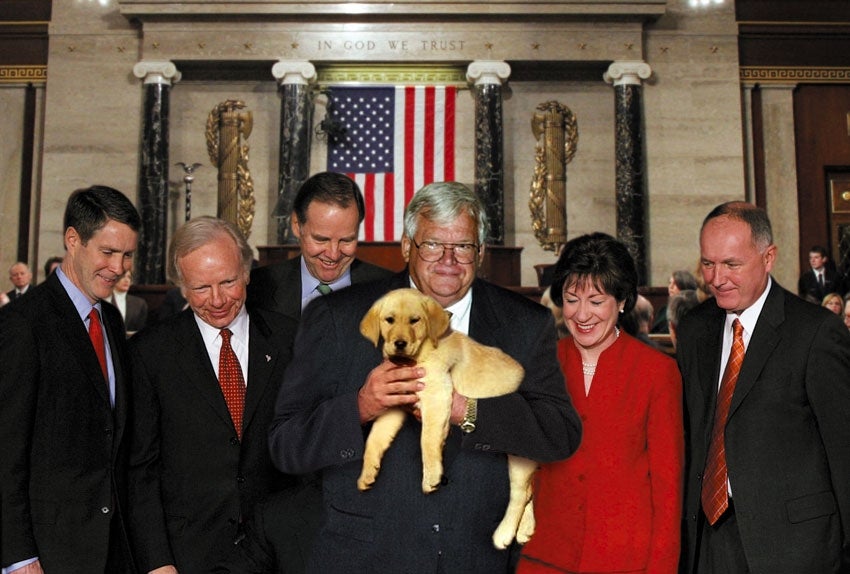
[
  {"left": 467, "top": 61, "right": 510, "bottom": 245},
  {"left": 271, "top": 60, "right": 316, "bottom": 244},
  {"left": 604, "top": 61, "right": 651, "bottom": 285},
  {"left": 132, "top": 60, "right": 180, "bottom": 285}
]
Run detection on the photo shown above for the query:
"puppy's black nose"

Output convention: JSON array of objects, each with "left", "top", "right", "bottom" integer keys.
[{"left": 394, "top": 340, "right": 407, "bottom": 351}]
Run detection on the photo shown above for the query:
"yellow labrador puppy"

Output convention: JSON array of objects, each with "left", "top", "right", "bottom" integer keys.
[{"left": 358, "top": 288, "right": 537, "bottom": 549}]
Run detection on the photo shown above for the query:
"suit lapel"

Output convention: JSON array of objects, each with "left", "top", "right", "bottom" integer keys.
[
  {"left": 468, "top": 280, "right": 502, "bottom": 345},
  {"left": 697, "top": 306, "right": 726, "bottom": 447},
  {"left": 173, "top": 311, "right": 237, "bottom": 431},
  {"left": 274, "top": 259, "right": 303, "bottom": 321},
  {"left": 728, "top": 282, "right": 784, "bottom": 419},
  {"left": 46, "top": 276, "right": 112, "bottom": 405},
  {"left": 243, "top": 310, "right": 276, "bottom": 431},
  {"left": 103, "top": 305, "right": 127, "bottom": 451}
]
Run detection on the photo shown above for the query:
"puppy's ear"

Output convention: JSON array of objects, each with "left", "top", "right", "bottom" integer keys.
[
  {"left": 423, "top": 296, "right": 451, "bottom": 346},
  {"left": 360, "top": 300, "right": 383, "bottom": 346}
]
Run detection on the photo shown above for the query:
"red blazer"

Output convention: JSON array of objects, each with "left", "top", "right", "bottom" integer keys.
[{"left": 519, "top": 333, "right": 684, "bottom": 573}]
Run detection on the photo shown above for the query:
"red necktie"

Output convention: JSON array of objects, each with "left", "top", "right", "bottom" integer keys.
[
  {"left": 219, "top": 329, "right": 246, "bottom": 438},
  {"left": 701, "top": 318, "right": 745, "bottom": 524},
  {"left": 88, "top": 307, "right": 108, "bottom": 381}
]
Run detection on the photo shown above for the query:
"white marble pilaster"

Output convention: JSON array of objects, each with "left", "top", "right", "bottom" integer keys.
[{"left": 760, "top": 83, "right": 799, "bottom": 290}]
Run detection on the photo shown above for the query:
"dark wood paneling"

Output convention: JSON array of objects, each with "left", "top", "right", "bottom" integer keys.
[
  {"left": 737, "top": 0, "right": 850, "bottom": 23},
  {"left": 794, "top": 85, "right": 850, "bottom": 271},
  {"left": 0, "top": 0, "right": 51, "bottom": 22}
]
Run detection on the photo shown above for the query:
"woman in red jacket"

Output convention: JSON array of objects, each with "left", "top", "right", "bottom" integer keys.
[{"left": 519, "top": 233, "right": 684, "bottom": 574}]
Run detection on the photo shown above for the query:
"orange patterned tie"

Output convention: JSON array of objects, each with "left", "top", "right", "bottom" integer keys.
[
  {"left": 219, "top": 329, "right": 246, "bottom": 438},
  {"left": 88, "top": 307, "right": 108, "bottom": 381},
  {"left": 701, "top": 318, "right": 745, "bottom": 524}
]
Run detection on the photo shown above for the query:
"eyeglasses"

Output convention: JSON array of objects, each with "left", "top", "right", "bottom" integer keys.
[{"left": 412, "top": 239, "right": 480, "bottom": 264}]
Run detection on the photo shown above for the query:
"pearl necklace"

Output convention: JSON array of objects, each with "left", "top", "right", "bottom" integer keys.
[{"left": 580, "top": 327, "right": 620, "bottom": 378}]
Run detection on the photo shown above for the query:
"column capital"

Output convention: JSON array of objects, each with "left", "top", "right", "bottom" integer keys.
[
  {"left": 133, "top": 60, "right": 181, "bottom": 85},
  {"left": 604, "top": 60, "right": 652, "bottom": 86},
  {"left": 466, "top": 61, "right": 511, "bottom": 86},
  {"left": 272, "top": 60, "right": 317, "bottom": 85}
]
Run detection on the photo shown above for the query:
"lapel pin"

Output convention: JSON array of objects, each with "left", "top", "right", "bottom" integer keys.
[{"left": 265, "top": 354, "right": 272, "bottom": 362}]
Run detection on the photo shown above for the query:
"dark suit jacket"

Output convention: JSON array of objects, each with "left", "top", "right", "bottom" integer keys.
[
  {"left": 0, "top": 273, "right": 133, "bottom": 573},
  {"left": 677, "top": 280, "right": 850, "bottom": 573},
  {"left": 127, "top": 307, "right": 300, "bottom": 574},
  {"left": 247, "top": 257, "right": 393, "bottom": 322},
  {"left": 797, "top": 266, "right": 841, "bottom": 303},
  {"left": 124, "top": 294, "right": 148, "bottom": 333},
  {"left": 214, "top": 478, "right": 323, "bottom": 574},
  {"left": 268, "top": 272, "right": 582, "bottom": 574}
]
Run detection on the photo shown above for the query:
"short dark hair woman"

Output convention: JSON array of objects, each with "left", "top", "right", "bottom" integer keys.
[{"left": 518, "top": 232, "right": 684, "bottom": 574}]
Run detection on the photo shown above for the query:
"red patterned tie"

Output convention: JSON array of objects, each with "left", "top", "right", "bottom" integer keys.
[
  {"left": 88, "top": 308, "right": 108, "bottom": 381},
  {"left": 701, "top": 318, "right": 745, "bottom": 524},
  {"left": 219, "top": 329, "right": 246, "bottom": 438}
]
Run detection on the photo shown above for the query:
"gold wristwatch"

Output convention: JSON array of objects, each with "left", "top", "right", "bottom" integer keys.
[{"left": 460, "top": 398, "right": 477, "bottom": 434}]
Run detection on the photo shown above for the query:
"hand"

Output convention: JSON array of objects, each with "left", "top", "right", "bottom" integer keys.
[
  {"left": 9, "top": 561, "right": 44, "bottom": 574},
  {"left": 149, "top": 566, "right": 178, "bottom": 574},
  {"left": 449, "top": 391, "right": 468, "bottom": 426},
  {"left": 358, "top": 359, "right": 425, "bottom": 424}
]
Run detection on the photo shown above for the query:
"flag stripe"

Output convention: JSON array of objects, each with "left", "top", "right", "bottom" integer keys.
[{"left": 329, "top": 85, "right": 455, "bottom": 241}]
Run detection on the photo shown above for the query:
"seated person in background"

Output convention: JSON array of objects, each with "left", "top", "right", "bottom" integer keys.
[
  {"left": 111, "top": 269, "right": 148, "bottom": 335},
  {"left": 667, "top": 289, "right": 700, "bottom": 352},
  {"left": 798, "top": 245, "right": 841, "bottom": 303},
  {"left": 7, "top": 261, "right": 33, "bottom": 301},
  {"left": 844, "top": 293, "right": 850, "bottom": 331},
  {"left": 651, "top": 269, "right": 698, "bottom": 333},
  {"left": 42, "top": 256, "right": 63, "bottom": 282},
  {"left": 621, "top": 294, "right": 659, "bottom": 349},
  {"left": 821, "top": 292, "right": 843, "bottom": 316}
]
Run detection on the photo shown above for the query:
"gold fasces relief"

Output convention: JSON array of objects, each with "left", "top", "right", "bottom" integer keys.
[
  {"left": 206, "top": 100, "right": 256, "bottom": 239},
  {"left": 529, "top": 101, "right": 578, "bottom": 252}
]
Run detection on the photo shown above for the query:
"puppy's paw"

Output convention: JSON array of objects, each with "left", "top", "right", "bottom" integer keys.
[
  {"left": 421, "top": 466, "right": 443, "bottom": 494},
  {"left": 516, "top": 507, "right": 535, "bottom": 544},
  {"left": 357, "top": 468, "right": 378, "bottom": 492},
  {"left": 491, "top": 525, "right": 516, "bottom": 550}
]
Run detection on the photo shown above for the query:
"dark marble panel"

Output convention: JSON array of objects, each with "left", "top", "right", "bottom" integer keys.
[
  {"left": 137, "top": 82, "right": 170, "bottom": 285},
  {"left": 473, "top": 82, "right": 505, "bottom": 245},
  {"left": 275, "top": 83, "right": 313, "bottom": 244},
  {"left": 614, "top": 83, "right": 647, "bottom": 285}
]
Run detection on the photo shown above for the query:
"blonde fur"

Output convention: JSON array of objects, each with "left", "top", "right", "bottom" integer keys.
[{"left": 358, "top": 288, "right": 537, "bottom": 549}]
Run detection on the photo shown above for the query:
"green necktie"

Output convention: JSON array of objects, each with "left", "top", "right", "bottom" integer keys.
[{"left": 317, "top": 283, "right": 333, "bottom": 295}]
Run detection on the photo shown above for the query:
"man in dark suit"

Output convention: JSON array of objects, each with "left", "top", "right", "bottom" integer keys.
[
  {"left": 269, "top": 181, "right": 582, "bottom": 573},
  {"left": 6, "top": 261, "right": 33, "bottom": 301},
  {"left": 247, "top": 171, "right": 392, "bottom": 320},
  {"left": 677, "top": 202, "right": 850, "bottom": 573},
  {"left": 127, "top": 216, "right": 301, "bottom": 574},
  {"left": 797, "top": 244, "right": 842, "bottom": 303},
  {"left": 0, "top": 185, "right": 141, "bottom": 574}
]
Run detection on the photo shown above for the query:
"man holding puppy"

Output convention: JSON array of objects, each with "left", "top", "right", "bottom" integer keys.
[{"left": 269, "top": 181, "right": 582, "bottom": 573}]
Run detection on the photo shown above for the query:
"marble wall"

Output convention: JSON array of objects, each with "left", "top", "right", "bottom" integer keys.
[{"left": 6, "top": 0, "right": 774, "bottom": 290}]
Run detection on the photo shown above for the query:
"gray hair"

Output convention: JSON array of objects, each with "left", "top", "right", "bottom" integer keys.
[
  {"left": 668, "top": 289, "right": 700, "bottom": 329},
  {"left": 702, "top": 201, "right": 773, "bottom": 251},
  {"left": 403, "top": 181, "right": 489, "bottom": 245},
  {"left": 168, "top": 216, "right": 253, "bottom": 286}
]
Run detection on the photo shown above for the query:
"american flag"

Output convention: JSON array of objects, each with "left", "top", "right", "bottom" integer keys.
[{"left": 327, "top": 85, "right": 456, "bottom": 241}]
